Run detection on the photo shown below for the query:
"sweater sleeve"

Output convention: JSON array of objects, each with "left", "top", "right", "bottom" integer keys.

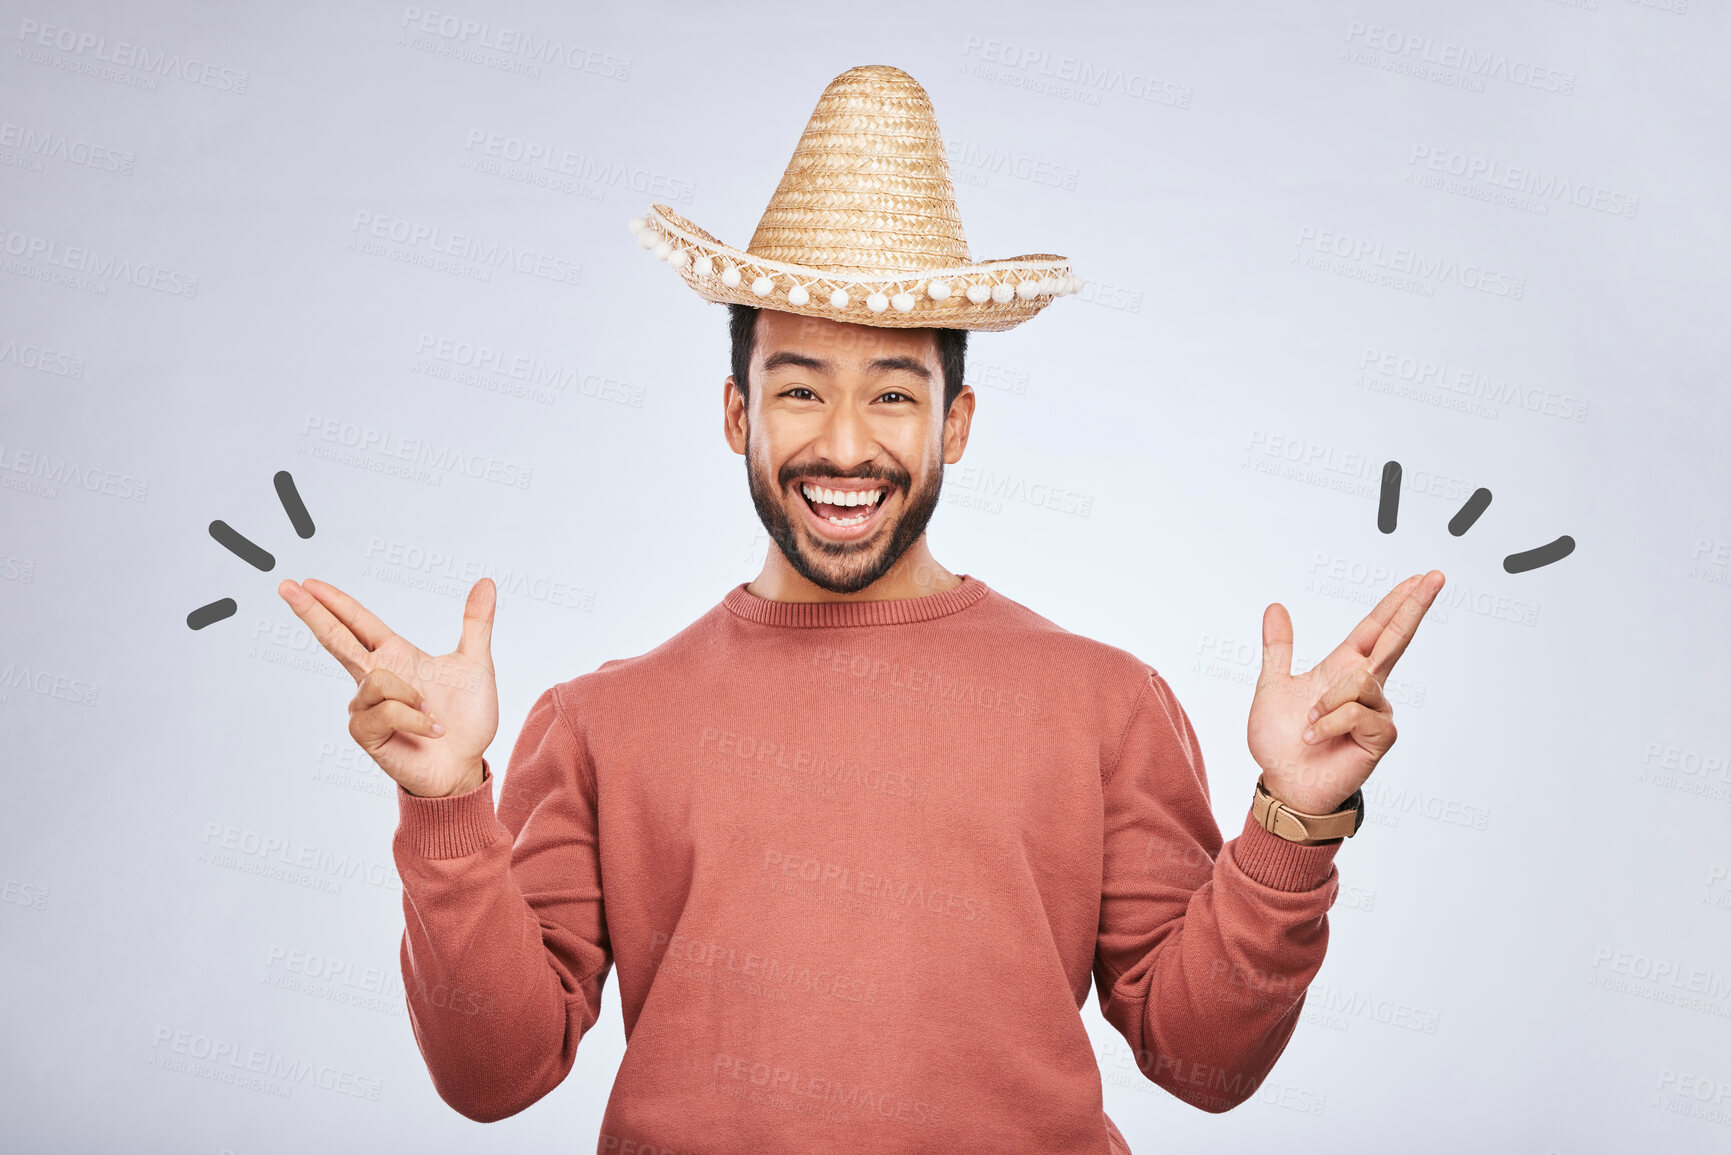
[
  {"left": 1093, "top": 668, "right": 1340, "bottom": 1113},
  {"left": 392, "top": 684, "right": 611, "bottom": 1122}
]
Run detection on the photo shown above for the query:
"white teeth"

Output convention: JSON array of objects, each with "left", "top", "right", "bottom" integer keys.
[{"left": 801, "top": 483, "right": 884, "bottom": 508}]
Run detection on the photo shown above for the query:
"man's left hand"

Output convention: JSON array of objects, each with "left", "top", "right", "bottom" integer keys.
[{"left": 1247, "top": 570, "right": 1446, "bottom": 815}]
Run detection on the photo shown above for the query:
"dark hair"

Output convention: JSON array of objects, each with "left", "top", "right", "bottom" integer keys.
[{"left": 728, "top": 303, "right": 968, "bottom": 414}]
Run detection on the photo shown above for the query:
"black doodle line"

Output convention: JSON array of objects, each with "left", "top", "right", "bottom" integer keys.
[
  {"left": 1376, "top": 460, "right": 1574, "bottom": 572},
  {"left": 187, "top": 471, "right": 315, "bottom": 629}
]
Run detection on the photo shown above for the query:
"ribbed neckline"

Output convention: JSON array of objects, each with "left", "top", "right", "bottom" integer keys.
[{"left": 722, "top": 573, "right": 989, "bottom": 628}]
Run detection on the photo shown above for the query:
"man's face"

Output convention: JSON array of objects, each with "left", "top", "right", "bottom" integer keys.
[{"left": 724, "top": 310, "right": 972, "bottom": 594}]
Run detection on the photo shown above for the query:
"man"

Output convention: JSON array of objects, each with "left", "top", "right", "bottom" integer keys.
[{"left": 279, "top": 65, "right": 1443, "bottom": 1153}]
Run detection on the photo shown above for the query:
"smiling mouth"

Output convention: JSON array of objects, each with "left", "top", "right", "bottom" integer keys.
[{"left": 797, "top": 481, "right": 890, "bottom": 530}]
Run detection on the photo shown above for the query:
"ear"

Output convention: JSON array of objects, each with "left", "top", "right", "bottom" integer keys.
[
  {"left": 942, "top": 385, "right": 975, "bottom": 464},
  {"left": 723, "top": 374, "right": 748, "bottom": 456}
]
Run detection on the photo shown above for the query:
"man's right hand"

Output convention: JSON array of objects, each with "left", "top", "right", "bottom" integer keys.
[{"left": 277, "top": 576, "right": 500, "bottom": 799}]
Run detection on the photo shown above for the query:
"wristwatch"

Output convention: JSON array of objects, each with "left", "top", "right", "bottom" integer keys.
[{"left": 1252, "top": 776, "right": 1365, "bottom": 845}]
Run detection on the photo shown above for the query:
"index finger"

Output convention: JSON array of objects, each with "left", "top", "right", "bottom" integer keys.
[
  {"left": 1330, "top": 572, "right": 1424, "bottom": 665},
  {"left": 300, "top": 577, "right": 399, "bottom": 652},
  {"left": 1367, "top": 570, "right": 1446, "bottom": 679},
  {"left": 277, "top": 578, "right": 377, "bottom": 683}
]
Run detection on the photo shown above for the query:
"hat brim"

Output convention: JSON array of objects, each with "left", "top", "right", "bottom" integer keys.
[{"left": 633, "top": 205, "right": 1076, "bottom": 333}]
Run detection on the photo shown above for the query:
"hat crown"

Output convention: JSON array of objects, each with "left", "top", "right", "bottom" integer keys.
[{"left": 746, "top": 64, "right": 970, "bottom": 276}]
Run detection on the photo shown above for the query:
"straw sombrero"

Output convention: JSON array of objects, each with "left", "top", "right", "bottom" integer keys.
[{"left": 627, "top": 64, "right": 1079, "bottom": 333}]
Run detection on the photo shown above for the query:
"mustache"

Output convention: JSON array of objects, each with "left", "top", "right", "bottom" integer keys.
[{"left": 778, "top": 461, "right": 910, "bottom": 489}]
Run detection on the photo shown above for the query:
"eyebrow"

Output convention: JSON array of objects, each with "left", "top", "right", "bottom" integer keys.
[
  {"left": 762, "top": 351, "right": 831, "bottom": 375},
  {"left": 760, "top": 351, "right": 931, "bottom": 380},
  {"left": 867, "top": 356, "right": 931, "bottom": 380}
]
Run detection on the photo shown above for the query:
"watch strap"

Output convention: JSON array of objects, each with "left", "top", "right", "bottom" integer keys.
[{"left": 1252, "top": 777, "right": 1364, "bottom": 845}]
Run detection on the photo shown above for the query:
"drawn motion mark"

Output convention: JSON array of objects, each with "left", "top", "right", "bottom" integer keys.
[
  {"left": 187, "top": 598, "right": 237, "bottom": 630},
  {"left": 275, "top": 470, "right": 315, "bottom": 538},
  {"left": 1449, "top": 488, "right": 1493, "bottom": 536},
  {"left": 1504, "top": 535, "right": 1575, "bottom": 574},
  {"left": 1377, "top": 461, "right": 1401, "bottom": 534},
  {"left": 1377, "top": 461, "right": 1572, "bottom": 572},
  {"left": 209, "top": 520, "right": 276, "bottom": 571},
  {"left": 187, "top": 470, "right": 316, "bottom": 629}
]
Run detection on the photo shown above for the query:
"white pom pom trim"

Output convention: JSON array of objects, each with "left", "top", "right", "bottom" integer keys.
[{"left": 634, "top": 209, "right": 1081, "bottom": 319}]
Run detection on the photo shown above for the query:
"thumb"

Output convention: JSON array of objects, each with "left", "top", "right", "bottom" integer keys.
[
  {"left": 1260, "top": 602, "right": 1293, "bottom": 681},
  {"left": 456, "top": 577, "right": 496, "bottom": 663}
]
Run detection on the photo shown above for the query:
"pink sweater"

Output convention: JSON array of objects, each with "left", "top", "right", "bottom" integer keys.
[{"left": 393, "top": 574, "right": 1341, "bottom": 1153}]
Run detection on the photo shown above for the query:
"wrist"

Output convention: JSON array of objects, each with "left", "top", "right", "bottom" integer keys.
[
  {"left": 1258, "top": 769, "right": 1358, "bottom": 815},
  {"left": 1252, "top": 775, "right": 1364, "bottom": 846},
  {"left": 407, "top": 758, "right": 488, "bottom": 799}
]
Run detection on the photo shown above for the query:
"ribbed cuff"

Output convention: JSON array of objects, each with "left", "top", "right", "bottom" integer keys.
[
  {"left": 395, "top": 758, "right": 503, "bottom": 860},
  {"left": 1230, "top": 808, "right": 1342, "bottom": 892}
]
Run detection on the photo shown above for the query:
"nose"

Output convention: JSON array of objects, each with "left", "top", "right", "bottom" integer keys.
[{"left": 810, "top": 395, "right": 878, "bottom": 473}]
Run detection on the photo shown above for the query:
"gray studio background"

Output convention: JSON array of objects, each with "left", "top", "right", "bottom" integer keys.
[{"left": 3, "top": 1, "right": 1729, "bottom": 1152}]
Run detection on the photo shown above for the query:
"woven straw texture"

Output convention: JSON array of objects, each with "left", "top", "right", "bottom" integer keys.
[
  {"left": 635, "top": 64, "right": 1075, "bottom": 333},
  {"left": 747, "top": 64, "right": 970, "bottom": 275}
]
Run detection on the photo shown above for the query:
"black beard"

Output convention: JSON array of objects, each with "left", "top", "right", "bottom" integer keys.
[{"left": 744, "top": 426, "right": 943, "bottom": 595}]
